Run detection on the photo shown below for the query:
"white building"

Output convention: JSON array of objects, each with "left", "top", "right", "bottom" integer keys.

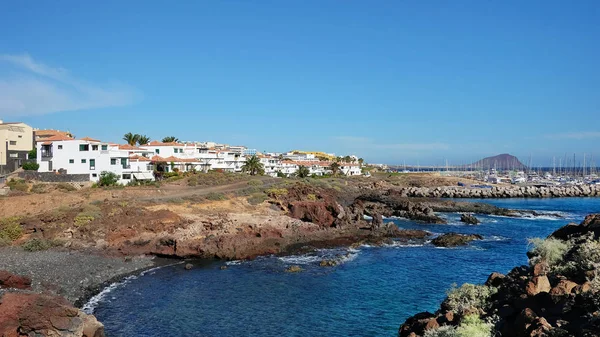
[{"left": 37, "top": 136, "right": 154, "bottom": 184}]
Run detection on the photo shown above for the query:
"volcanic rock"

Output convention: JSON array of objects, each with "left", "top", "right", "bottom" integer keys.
[{"left": 431, "top": 233, "right": 483, "bottom": 247}]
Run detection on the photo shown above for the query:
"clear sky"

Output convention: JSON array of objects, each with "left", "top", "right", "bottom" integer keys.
[{"left": 1, "top": 1, "right": 598, "bottom": 166}]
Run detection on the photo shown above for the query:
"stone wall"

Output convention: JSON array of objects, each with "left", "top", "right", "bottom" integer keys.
[
  {"left": 18, "top": 171, "right": 90, "bottom": 183},
  {"left": 396, "top": 184, "right": 600, "bottom": 198}
]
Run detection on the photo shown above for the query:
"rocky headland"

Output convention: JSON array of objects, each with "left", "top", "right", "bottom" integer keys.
[
  {"left": 398, "top": 214, "right": 600, "bottom": 337},
  {"left": 383, "top": 184, "right": 600, "bottom": 198}
]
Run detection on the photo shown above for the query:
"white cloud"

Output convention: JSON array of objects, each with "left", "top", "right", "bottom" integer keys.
[
  {"left": 0, "top": 53, "right": 140, "bottom": 116},
  {"left": 333, "top": 136, "right": 449, "bottom": 151},
  {"left": 546, "top": 132, "right": 600, "bottom": 140}
]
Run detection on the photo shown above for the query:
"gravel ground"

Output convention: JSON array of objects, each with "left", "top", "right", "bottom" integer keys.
[{"left": 0, "top": 247, "right": 155, "bottom": 306}]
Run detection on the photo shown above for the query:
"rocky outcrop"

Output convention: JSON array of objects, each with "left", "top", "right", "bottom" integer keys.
[
  {"left": 431, "top": 233, "right": 483, "bottom": 247},
  {"left": 460, "top": 213, "right": 480, "bottom": 225},
  {"left": 388, "top": 184, "right": 600, "bottom": 198},
  {"left": 0, "top": 270, "right": 31, "bottom": 290},
  {"left": 0, "top": 291, "right": 104, "bottom": 337},
  {"left": 399, "top": 214, "right": 600, "bottom": 337}
]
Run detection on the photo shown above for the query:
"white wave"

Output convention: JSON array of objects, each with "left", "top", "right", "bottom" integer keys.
[
  {"left": 483, "top": 235, "right": 510, "bottom": 242},
  {"left": 363, "top": 215, "right": 373, "bottom": 220},
  {"left": 278, "top": 254, "right": 323, "bottom": 265},
  {"left": 82, "top": 275, "right": 137, "bottom": 314},
  {"left": 225, "top": 260, "right": 244, "bottom": 266}
]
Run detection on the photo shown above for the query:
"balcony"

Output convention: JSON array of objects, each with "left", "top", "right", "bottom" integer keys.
[
  {"left": 122, "top": 164, "right": 131, "bottom": 169},
  {"left": 41, "top": 150, "right": 53, "bottom": 158}
]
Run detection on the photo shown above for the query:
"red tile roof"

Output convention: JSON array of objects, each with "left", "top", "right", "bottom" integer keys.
[
  {"left": 40, "top": 134, "right": 76, "bottom": 142},
  {"left": 129, "top": 155, "right": 152, "bottom": 162},
  {"left": 79, "top": 136, "right": 101, "bottom": 142},
  {"left": 145, "top": 140, "right": 185, "bottom": 147}
]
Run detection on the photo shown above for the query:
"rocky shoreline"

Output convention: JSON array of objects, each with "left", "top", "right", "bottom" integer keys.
[
  {"left": 398, "top": 214, "right": 600, "bottom": 337},
  {"left": 392, "top": 184, "right": 600, "bottom": 198}
]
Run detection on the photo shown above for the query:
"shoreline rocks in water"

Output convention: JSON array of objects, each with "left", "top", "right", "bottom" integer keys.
[
  {"left": 399, "top": 214, "right": 600, "bottom": 337},
  {"left": 431, "top": 233, "right": 484, "bottom": 247},
  {"left": 460, "top": 213, "right": 480, "bottom": 225}
]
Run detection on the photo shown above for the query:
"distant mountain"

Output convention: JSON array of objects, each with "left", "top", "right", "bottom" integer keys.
[{"left": 467, "top": 154, "right": 527, "bottom": 170}]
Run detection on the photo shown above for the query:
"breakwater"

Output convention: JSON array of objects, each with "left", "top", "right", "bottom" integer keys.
[{"left": 397, "top": 184, "right": 600, "bottom": 198}]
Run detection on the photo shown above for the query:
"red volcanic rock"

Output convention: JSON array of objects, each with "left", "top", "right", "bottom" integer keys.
[
  {"left": 0, "top": 270, "right": 31, "bottom": 290},
  {"left": 0, "top": 292, "right": 104, "bottom": 337},
  {"left": 289, "top": 201, "right": 336, "bottom": 227}
]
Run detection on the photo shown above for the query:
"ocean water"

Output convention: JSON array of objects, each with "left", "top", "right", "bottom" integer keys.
[{"left": 90, "top": 198, "right": 600, "bottom": 337}]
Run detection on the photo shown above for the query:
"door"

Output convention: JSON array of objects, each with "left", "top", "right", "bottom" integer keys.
[
  {"left": 89, "top": 159, "right": 95, "bottom": 170},
  {"left": 48, "top": 161, "right": 53, "bottom": 171}
]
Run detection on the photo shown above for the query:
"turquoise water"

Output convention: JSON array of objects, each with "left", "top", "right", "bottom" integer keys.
[{"left": 90, "top": 198, "right": 600, "bottom": 336}]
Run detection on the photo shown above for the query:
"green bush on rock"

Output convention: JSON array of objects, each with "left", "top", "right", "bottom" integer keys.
[
  {"left": 455, "top": 315, "right": 492, "bottom": 337},
  {"left": 528, "top": 237, "right": 571, "bottom": 268},
  {"left": 424, "top": 326, "right": 458, "bottom": 337},
  {"left": 444, "top": 283, "right": 497, "bottom": 313}
]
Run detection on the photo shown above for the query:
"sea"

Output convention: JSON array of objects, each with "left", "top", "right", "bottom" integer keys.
[{"left": 86, "top": 198, "right": 600, "bottom": 337}]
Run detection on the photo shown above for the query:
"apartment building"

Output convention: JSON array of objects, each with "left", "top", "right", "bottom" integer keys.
[{"left": 0, "top": 120, "right": 34, "bottom": 174}]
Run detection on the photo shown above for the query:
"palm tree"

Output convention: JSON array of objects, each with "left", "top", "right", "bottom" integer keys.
[
  {"left": 329, "top": 162, "right": 341, "bottom": 176},
  {"left": 137, "top": 135, "right": 150, "bottom": 146},
  {"left": 358, "top": 158, "right": 364, "bottom": 166},
  {"left": 162, "top": 136, "right": 179, "bottom": 143},
  {"left": 343, "top": 155, "right": 352, "bottom": 163},
  {"left": 241, "top": 155, "right": 265, "bottom": 176},
  {"left": 335, "top": 156, "right": 343, "bottom": 163},
  {"left": 123, "top": 132, "right": 139, "bottom": 146},
  {"left": 296, "top": 165, "right": 310, "bottom": 178}
]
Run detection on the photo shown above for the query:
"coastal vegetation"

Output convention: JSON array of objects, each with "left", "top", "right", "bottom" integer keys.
[
  {"left": 0, "top": 217, "right": 23, "bottom": 244},
  {"left": 161, "top": 136, "right": 179, "bottom": 143},
  {"left": 296, "top": 165, "right": 310, "bottom": 178},
  {"left": 21, "top": 161, "right": 39, "bottom": 171},
  {"left": 527, "top": 237, "right": 571, "bottom": 269},
  {"left": 443, "top": 283, "right": 496, "bottom": 313},
  {"left": 241, "top": 155, "right": 265, "bottom": 176},
  {"left": 98, "top": 171, "right": 119, "bottom": 187}
]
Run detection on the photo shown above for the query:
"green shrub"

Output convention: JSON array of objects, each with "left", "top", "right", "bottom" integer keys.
[
  {"left": 307, "top": 193, "right": 318, "bottom": 201},
  {"left": 276, "top": 171, "right": 287, "bottom": 178},
  {"left": 0, "top": 217, "right": 23, "bottom": 242},
  {"left": 455, "top": 315, "right": 492, "bottom": 337},
  {"left": 7, "top": 179, "right": 28, "bottom": 192},
  {"left": 247, "top": 180, "right": 263, "bottom": 186},
  {"left": 74, "top": 204, "right": 102, "bottom": 227},
  {"left": 22, "top": 238, "right": 56, "bottom": 252},
  {"left": 31, "top": 183, "right": 47, "bottom": 194},
  {"left": 163, "top": 172, "right": 180, "bottom": 179},
  {"left": 266, "top": 188, "right": 288, "bottom": 198},
  {"left": 0, "top": 237, "right": 11, "bottom": 247},
  {"left": 528, "top": 237, "right": 571, "bottom": 267},
  {"left": 424, "top": 326, "right": 458, "bottom": 337},
  {"left": 247, "top": 193, "right": 268, "bottom": 205},
  {"left": 205, "top": 192, "right": 227, "bottom": 201},
  {"left": 56, "top": 183, "right": 77, "bottom": 191},
  {"left": 188, "top": 176, "right": 198, "bottom": 186},
  {"left": 98, "top": 171, "right": 119, "bottom": 186},
  {"left": 444, "top": 283, "right": 497, "bottom": 313},
  {"left": 22, "top": 161, "right": 39, "bottom": 171}
]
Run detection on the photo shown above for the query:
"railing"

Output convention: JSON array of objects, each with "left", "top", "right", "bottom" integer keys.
[
  {"left": 41, "top": 150, "right": 53, "bottom": 158},
  {"left": 122, "top": 165, "right": 131, "bottom": 169}
]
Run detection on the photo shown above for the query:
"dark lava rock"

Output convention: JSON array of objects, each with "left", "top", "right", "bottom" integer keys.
[
  {"left": 460, "top": 213, "right": 480, "bottom": 225},
  {"left": 431, "top": 233, "right": 483, "bottom": 247}
]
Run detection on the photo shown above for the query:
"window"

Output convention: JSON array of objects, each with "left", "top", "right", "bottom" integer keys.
[
  {"left": 69, "top": 159, "right": 74, "bottom": 164},
  {"left": 18, "top": 135, "right": 22, "bottom": 138},
  {"left": 58, "top": 145, "right": 63, "bottom": 149},
  {"left": 81, "top": 159, "right": 86, "bottom": 163},
  {"left": 92, "top": 173, "right": 97, "bottom": 178},
  {"left": 101, "top": 145, "right": 108, "bottom": 151},
  {"left": 122, "top": 174, "right": 131, "bottom": 180},
  {"left": 89, "top": 159, "right": 95, "bottom": 169},
  {"left": 92, "top": 145, "right": 99, "bottom": 151},
  {"left": 9, "top": 141, "right": 16, "bottom": 145},
  {"left": 111, "top": 158, "right": 117, "bottom": 165},
  {"left": 155, "top": 149, "right": 160, "bottom": 154},
  {"left": 9, "top": 153, "right": 18, "bottom": 158},
  {"left": 79, "top": 144, "right": 89, "bottom": 151}
]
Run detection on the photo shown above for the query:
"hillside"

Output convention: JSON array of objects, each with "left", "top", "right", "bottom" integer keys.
[{"left": 468, "top": 153, "right": 527, "bottom": 171}]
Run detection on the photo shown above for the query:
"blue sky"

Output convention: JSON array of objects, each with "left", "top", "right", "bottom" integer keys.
[{"left": 1, "top": 1, "right": 599, "bottom": 166}]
